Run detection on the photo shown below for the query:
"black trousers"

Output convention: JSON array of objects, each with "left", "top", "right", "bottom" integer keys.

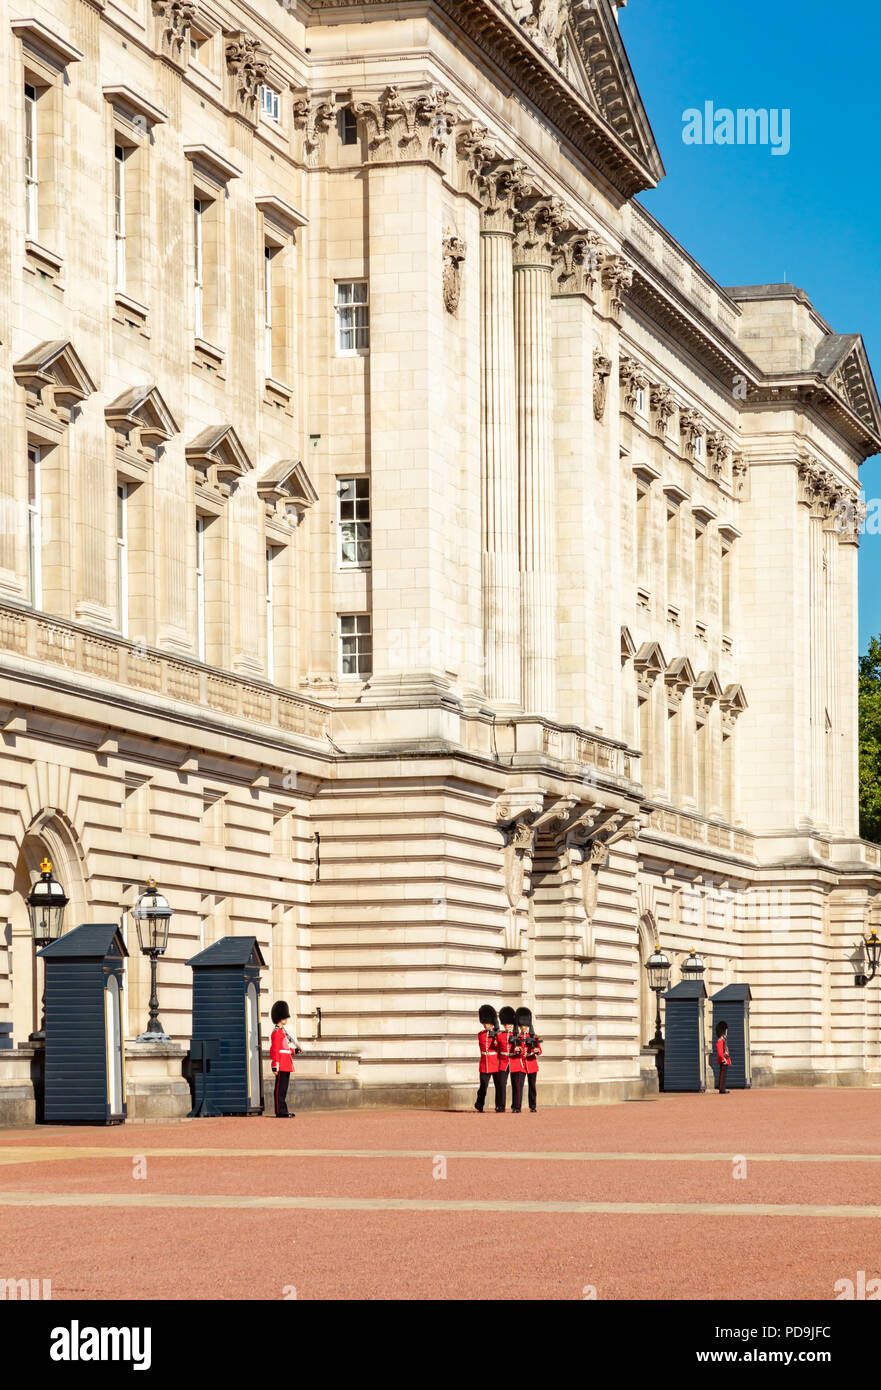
[
  {"left": 717, "top": 1063, "right": 729, "bottom": 1094},
  {"left": 493, "top": 1069, "right": 508, "bottom": 1112},
  {"left": 475, "top": 1072, "right": 494, "bottom": 1111},
  {"left": 274, "top": 1070, "right": 291, "bottom": 1115},
  {"left": 510, "top": 1072, "right": 525, "bottom": 1111},
  {"left": 526, "top": 1073, "right": 537, "bottom": 1112}
]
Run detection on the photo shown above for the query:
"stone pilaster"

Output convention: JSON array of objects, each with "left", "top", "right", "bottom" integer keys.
[
  {"left": 513, "top": 195, "right": 564, "bottom": 717},
  {"left": 478, "top": 165, "right": 525, "bottom": 707}
]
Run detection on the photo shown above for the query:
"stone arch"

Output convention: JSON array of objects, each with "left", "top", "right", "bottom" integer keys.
[
  {"left": 637, "top": 911, "right": 658, "bottom": 1049},
  {"left": 7, "top": 809, "right": 90, "bottom": 1043}
]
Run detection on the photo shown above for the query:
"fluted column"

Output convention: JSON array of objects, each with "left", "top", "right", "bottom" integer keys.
[
  {"left": 513, "top": 197, "right": 564, "bottom": 717},
  {"left": 478, "top": 166, "right": 524, "bottom": 706}
]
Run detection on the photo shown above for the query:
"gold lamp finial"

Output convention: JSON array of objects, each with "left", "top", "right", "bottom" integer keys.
[{"left": 40, "top": 857, "right": 52, "bottom": 875}]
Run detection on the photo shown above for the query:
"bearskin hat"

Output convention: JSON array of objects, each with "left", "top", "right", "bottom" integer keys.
[
  {"left": 271, "top": 1000, "right": 291, "bottom": 1025},
  {"left": 716, "top": 1020, "right": 728, "bottom": 1038},
  {"left": 515, "top": 1006, "right": 533, "bottom": 1031},
  {"left": 478, "top": 1004, "right": 499, "bottom": 1027},
  {"left": 499, "top": 1006, "right": 516, "bottom": 1026}
]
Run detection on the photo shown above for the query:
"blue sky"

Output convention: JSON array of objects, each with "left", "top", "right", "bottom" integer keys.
[{"left": 618, "top": 0, "right": 881, "bottom": 652}]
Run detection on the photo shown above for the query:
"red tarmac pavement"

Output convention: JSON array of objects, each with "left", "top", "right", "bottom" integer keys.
[{"left": 1, "top": 1090, "right": 880, "bottom": 1299}]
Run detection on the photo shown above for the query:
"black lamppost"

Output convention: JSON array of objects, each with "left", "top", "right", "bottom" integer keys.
[
  {"left": 681, "top": 948, "right": 706, "bottom": 983},
  {"left": 855, "top": 931, "right": 881, "bottom": 988},
  {"left": 26, "top": 858, "right": 68, "bottom": 1039},
  {"left": 132, "top": 878, "right": 172, "bottom": 1042},
  {"left": 645, "top": 941, "right": 671, "bottom": 1047}
]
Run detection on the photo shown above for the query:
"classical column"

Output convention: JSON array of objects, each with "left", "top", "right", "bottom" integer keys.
[
  {"left": 513, "top": 196, "right": 564, "bottom": 717},
  {"left": 479, "top": 166, "right": 524, "bottom": 707}
]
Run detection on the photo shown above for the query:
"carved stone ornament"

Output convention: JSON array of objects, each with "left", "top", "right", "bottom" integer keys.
[
  {"left": 513, "top": 195, "right": 567, "bottom": 267},
  {"left": 292, "top": 91, "right": 339, "bottom": 166},
  {"left": 353, "top": 85, "right": 459, "bottom": 165},
  {"left": 649, "top": 382, "right": 676, "bottom": 436},
  {"left": 152, "top": 0, "right": 196, "bottom": 63},
  {"left": 563, "top": 810, "right": 641, "bottom": 958},
  {"left": 706, "top": 431, "right": 732, "bottom": 477},
  {"left": 600, "top": 255, "right": 633, "bottom": 321},
  {"left": 619, "top": 354, "right": 649, "bottom": 412},
  {"left": 731, "top": 454, "right": 748, "bottom": 498},
  {"left": 455, "top": 122, "right": 495, "bottom": 196},
  {"left": 593, "top": 349, "right": 612, "bottom": 422},
  {"left": 442, "top": 234, "right": 466, "bottom": 315},
  {"left": 499, "top": 0, "right": 572, "bottom": 68},
  {"left": 477, "top": 161, "right": 530, "bottom": 234},
  {"left": 679, "top": 406, "right": 706, "bottom": 458},
  {"left": 553, "top": 227, "right": 602, "bottom": 297},
  {"left": 225, "top": 32, "right": 269, "bottom": 122}
]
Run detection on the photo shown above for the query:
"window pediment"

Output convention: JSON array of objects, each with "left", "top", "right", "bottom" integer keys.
[
  {"left": 106, "top": 386, "right": 179, "bottom": 467},
  {"left": 186, "top": 425, "right": 253, "bottom": 497},
  {"left": 14, "top": 339, "right": 96, "bottom": 420},
  {"left": 257, "top": 459, "right": 319, "bottom": 526}
]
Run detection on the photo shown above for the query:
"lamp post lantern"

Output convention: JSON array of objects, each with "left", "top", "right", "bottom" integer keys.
[
  {"left": 855, "top": 930, "right": 881, "bottom": 988},
  {"left": 645, "top": 941, "right": 671, "bottom": 1048},
  {"left": 26, "top": 858, "right": 68, "bottom": 1039},
  {"left": 681, "top": 948, "right": 706, "bottom": 983},
  {"left": 132, "top": 878, "right": 173, "bottom": 1043}
]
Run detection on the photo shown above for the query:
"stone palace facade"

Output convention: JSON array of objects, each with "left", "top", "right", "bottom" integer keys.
[{"left": 1, "top": 0, "right": 880, "bottom": 1112}]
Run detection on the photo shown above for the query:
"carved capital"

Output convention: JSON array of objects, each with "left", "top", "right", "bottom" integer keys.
[
  {"left": 679, "top": 406, "right": 707, "bottom": 458},
  {"left": 600, "top": 254, "right": 633, "bottom": 321},
  {"left": 706, "top": 430, "right": 731, "bottom": 477},
  {"left": 619, "top": 354, "right": 648, "bottom": 412},
  {"left": 649, "top": 382, "right": 676, "bottom": 437},
  {"left": 442, "top": 234, "right": 466, "bottom": 314},
  {"left": 225, "top": 31, "right": 269, "bottom": 123},
  {"left": 593, "top": 349, "right": 612, "bottom": 422},
  {"left": 353, "top": 84, "right": 458, "bottom": 165},
  {"left": 292, "top": 90, "right": 339, "bottom": 167},
  {"left": 553, "top": 226, "right": 602, "bottom": 297},
  {"left": 478, "top": 161, "right": 530, "bottom": 234},
  {"left": 731, "top": 454, "right": 748, "bottom": 498},
  {"left": 152, "top": 0, "right": 195, "bottom": 64},
  {"left": 512, "top": 195, "right": 567, "bottom": 267},
  {"left": 455, "top": 122, "right": 495, "bottom": 196}
]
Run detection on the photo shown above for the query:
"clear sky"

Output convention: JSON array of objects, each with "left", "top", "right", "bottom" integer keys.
[{"left": 618, "top": 0, "right": 881, "bottom": 653}]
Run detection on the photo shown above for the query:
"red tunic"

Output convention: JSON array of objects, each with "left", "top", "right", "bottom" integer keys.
[
  {"left": 716, "top": 1037, "right": 731, "bottom": 1066},
  {"left": 270, "top": 1025, "right": 295, "bottom": 1073},
  {"left": 508, "top": 1034, "right": 526, "bottom": 1075},
  {"left": 524, "top": 1038, "right": 542, "bottom": 1075},
  {"left": 478, "top": 1029, "right": 499, "bottom": 1074},
  {"left": 496, "top": 1029, "right": 513, "bottom": 1071}
]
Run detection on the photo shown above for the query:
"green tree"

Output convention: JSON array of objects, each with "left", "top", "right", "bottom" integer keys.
[{"left": 859, "top": 636, "right": 881, "bottom": 842}]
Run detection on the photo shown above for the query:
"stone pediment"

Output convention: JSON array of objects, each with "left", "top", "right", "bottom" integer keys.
[
  {"left": 694, "top": 670, "right": 724, "bottom": 701},
  {"left": 106, "top": 386, "right": 178, "bottom": 449},
  {"left": 186, "top": 425, "right": 253, "bottom": 496},
  {"left": 666, "top": 657, "right": 696, "bottom": 688},
  {"left": 814, "top": 335, "right": 881, "bottom": 442},
  {"left": 14, "top": 339, "right": 96, "bottom": 418},
  {"left": 257, "top": 459, "right": 319, "bottom": 525},
  {"left": 721, "top": 683, "right": 748, "bottom": 713},
  {"left": 634, "top": 641, "right": 666, "bottom": 682}
]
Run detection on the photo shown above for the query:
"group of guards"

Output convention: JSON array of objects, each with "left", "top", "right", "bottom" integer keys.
[{"left": 476, "top": 1004, "right": 542, "bottom": 1113}]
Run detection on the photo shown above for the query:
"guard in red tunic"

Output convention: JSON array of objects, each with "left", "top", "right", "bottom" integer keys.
[
  {"left": 474, "top": 1004, "right": 499, "bottom": 1112},
  {"left": 269, "top": 1000, "right": 300, "bottom": 1117},
  {"left": 715, "top": 1021, "right": 731, "bottom": 1094},
  {"left": 510, "top": 1007, "right": 542, "bottom": 1112},
  {"left": 494, "top": 1006, "right": 516, "bottom": 1112}
]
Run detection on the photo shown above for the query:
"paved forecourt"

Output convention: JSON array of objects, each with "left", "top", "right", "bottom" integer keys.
[{"left": 1, "top": 1090, "right": 880, "bottom": 1300}]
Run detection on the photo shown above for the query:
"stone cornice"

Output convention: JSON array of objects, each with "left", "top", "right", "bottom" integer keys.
[{"left": 304, "top": 0, "right": 661, "bottom": 198}]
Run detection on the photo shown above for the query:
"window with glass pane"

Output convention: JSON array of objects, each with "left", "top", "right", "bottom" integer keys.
[
  {"left": 265, "top": 545, "right": 276, "bottom": 682},
  {"left": 263, "top": 245, "right": 273, "bottom": 378},
  {"left": 338, "top": 477, "right": 371, "bottom": 567},
  {"left": 339, "top": 614, "right": 372, "bottom": 677},
  {"left": 116, "top": 483, "right": 129, "bottom": 637},
  {"left": 339, "top": 107, "right": 358, "bottom": 145},
  {"left": 195, "top": 516, "right": 206, "bottom": 660},
  {"left": 335, "top": 281, "right": 369, "bottom": 353},
  {"left": 260, "top": 85, "right": 280, "bottom": 121},
  {"left": 193, "top": 199, "right": 204, "bottom": 337},
  {"left": 24, "top": 83, "right": 38, "bottom": 239},
  {"left": 114, "top": 145, "right": 126, "bottom": 291},
  {"left": 27, "top": 445, "right": 41, "bottom": 609}
]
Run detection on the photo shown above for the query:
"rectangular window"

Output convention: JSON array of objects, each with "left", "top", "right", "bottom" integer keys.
[
  {"left": 24, "top": 82, "right": 38, "bottom": 238},
  {"left": 195, "top": 516, "right": 206, "bottom": 661},
  {"left": 114, "top": 144, "right": 127, "bottom": 291},
  {"left": 265, "top": 545, "right": 277, "bottom": 682},
  {"left": 116, "top": 482, "right": 129, "bottom": 637},
  {"left": 721, "top": 541, "right": 733, "bottom": 635},
  {"left": 338, "top": 477, "right": 371, "bottom": 567},
  {"left": 339, "top": 107, "right": 358, "bottom": 145},
  {"left": 260, "top": 85, "right": 280, "bottom": 122},
  {"left": 27, "top": 445, "right": 42, "bottom": 609},
  {"left": 666, "top": 505, "right": 678, "bottom": 606},
  {"left": 635, "top": 483, "right": 650, "bottom": 591},
  {"left": 335, "top": 280, "right": 369, "bottom": 353},
  {"left": 636, "top": 386, "right": 645, "bottom": 413},
  {"left": 339, "top": 614, "right": 372, "bottom": 677},
  {"left": 193, "top": 198, "right": 204, "bottom": 338},
  {"left": 263, "top": 244, "right": 273, "bottom": 378},
  {"left": 694, "top": 523, "right": 707, "bottom": 619},
  {"left": 189, "top": 29, "right": 210, "bottom": 64}
]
